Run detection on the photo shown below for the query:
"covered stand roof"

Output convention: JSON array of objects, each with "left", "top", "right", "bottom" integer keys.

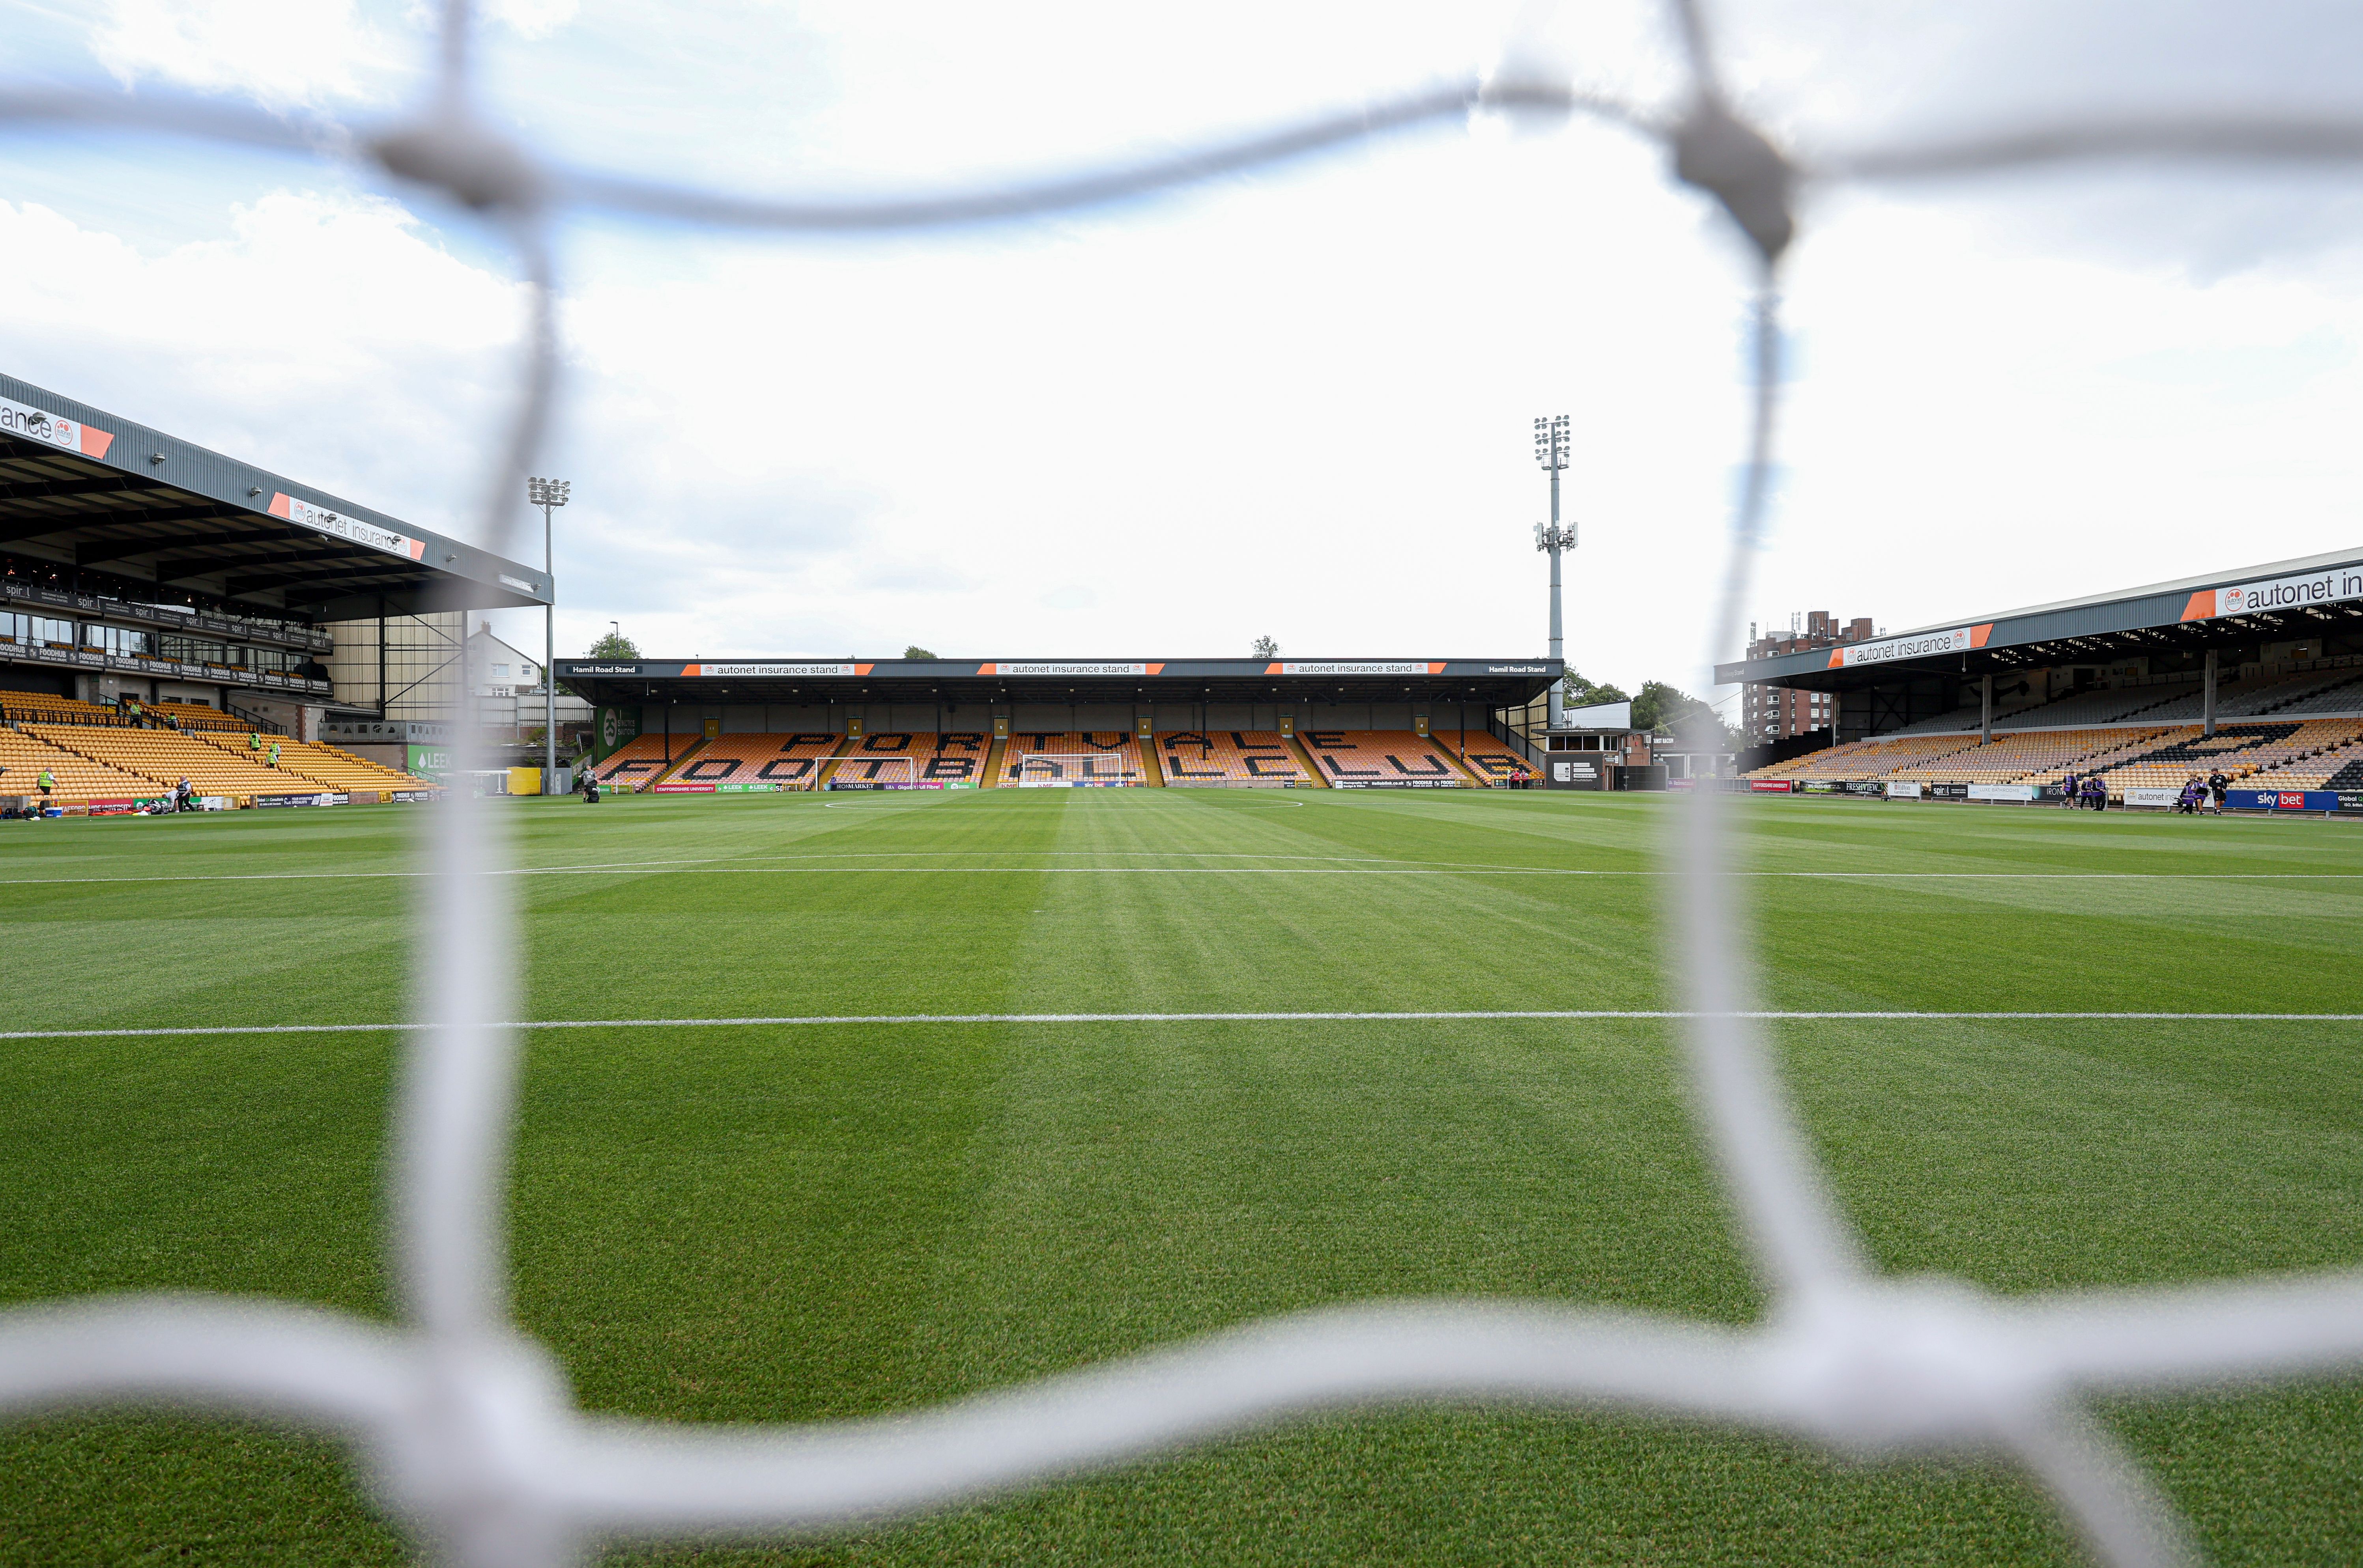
[
  {"left": 0, "top": 373, "right": 550, "bottom": 622},
  {"left": 558, "top": 657, "right": 1563, "bottom": 708},
  {"left": 1716, "top": 546, "right": 2363, "bottom": 691}
]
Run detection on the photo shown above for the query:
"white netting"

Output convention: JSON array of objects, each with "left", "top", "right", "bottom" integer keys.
[{"left": 5, "top": 4, "right": 2363, "bottom": 1564}]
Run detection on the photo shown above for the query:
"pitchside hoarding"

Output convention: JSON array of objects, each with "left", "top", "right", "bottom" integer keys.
[{"left": 2226, "top": 788, "right": 2348, "bottom": 812}]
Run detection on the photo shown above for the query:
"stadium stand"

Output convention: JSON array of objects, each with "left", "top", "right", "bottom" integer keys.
[
  {"left": 2084, "top": 720, "right": 2363, "bottom": 793},
  {"left": 144, "top": 700, "right": 250, "bottom": 733},
  {"left": 1437, "top": 728, "right": 1535, "bottom": 785},
  {"left": 1745, "top": 733, "right": 1984, "bottom": 779},
  {"left": 915, "top": 732, "right": 990, "bottom": 786},
  {"left": 25, "top": 722, "right": 324, "bottom": 797},
  {"left": 1002, "top": 732, "right": 1146, "bottom": 785},
  {"left": 2133, "top": 669, "right": 2363, "bottom": 722},
  {"left": 0, "top": 692, "right": 126, "bottom": 726},
  {"left": 2326, "top": 757, "right": 2363, "bottom": 792},
  {"left": 205, "top": 736, "right": 431, "bottom": 795},
  {"left": 2275, "top": 672, "right": 2363, "bottom": 715},
  {"left": 1156, "top": 731, "right": 1307, "bottom": 786},
  {"left": 826, "top": 751, "right": 918, "bottom": 787},
  {"left": 649, "top": 732, "right": 845, "bottom": 790},
  {"left": 593, "top": 734, "right": 701, "bottom": 789},
  {"left": 0, "top": 725, "right": 156, "bottom": 804},
  {"left": 1298, "top": 730, "right": 1469, "bottom": 786},
  {"left": 1879, "top": 681, "right": 2206, "bottom": 735},
  {"left": 1895, "top": 728, "right": 2173, "bottom": 785},
  {"left": 820, "top": 733, "right": 974, "bottom": 789},
  {"left": 2016, "top": 684, "right": 2197, "bottom": 728}
]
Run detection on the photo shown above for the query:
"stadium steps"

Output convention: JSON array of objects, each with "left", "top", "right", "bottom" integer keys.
[
  {"left": 1137, "top": 735, "right": 1166, "bottom": 786},
  {"left": 810, "top": 736, "right": 861, "bottom": 789},
  {"left": 1425, "top": 739, "right": 1484, "bottom": 785},
  {"left": 980, "top": 734, "right": 1009, "bottom": 786},
  {"left": 1284, "top": 734, "right": 1333, "bottom": 785},
  {"left": 643, "top": 736, "right": 713, "bottom": 789}
]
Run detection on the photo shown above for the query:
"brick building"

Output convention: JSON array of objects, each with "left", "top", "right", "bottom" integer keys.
[{"left": 1743, "top": 611, "right": 1876, "bottom": 743}]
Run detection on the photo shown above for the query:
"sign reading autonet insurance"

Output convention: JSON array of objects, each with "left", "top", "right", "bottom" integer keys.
[
  {"left": 2184, "top": 566, "right": 2363, "bottom": 623},
  {"left": 678, "top": 662, "right": 871, "bottom": 677},
  {"left": 1826, "top": 624, "right": 1993, "bottom": 668},
  {"left": 269, "top": 493, "right": 427, "bottom": 561},
  {"left": 978, "top": 662, "right": 1161, "bottom": 676},
  {"left": 1269, "top": 661, "right": 1447, "bottom": 676},
  {"left": 0, "top": 394, "right": 114, "bottom": 458}
]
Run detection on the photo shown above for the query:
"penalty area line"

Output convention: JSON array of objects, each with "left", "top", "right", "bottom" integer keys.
[{"left": 8, "top": 1009, "right": 2363, "bottom": 1040}]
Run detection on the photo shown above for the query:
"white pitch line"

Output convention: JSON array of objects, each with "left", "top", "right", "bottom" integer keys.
[
  {"left": 6, "top": 1009, "right": 2363, "bottom": 1041},
  {"left": 6, "top": 863, "right": 2363, "bottom": 888}
]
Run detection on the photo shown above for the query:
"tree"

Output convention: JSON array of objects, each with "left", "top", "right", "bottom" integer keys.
[
  {"left": 1251, "top": 635, "right": 1279, "bottom": 659},
  {"left": 1630, "top": 680, "right": 1734, "bottom": 748},
  {"left": 1560, "top": 670, "right": 1628, "bottom": 709},
  {"left": 586, "top": 629, "right": 639, "bottom": 659},
  {"left": 903, "top": 644, "right": 937, "bottom": 660}
]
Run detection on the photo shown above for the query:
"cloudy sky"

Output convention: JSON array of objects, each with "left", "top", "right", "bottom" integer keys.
[{"left": 6, "top": 2, "right": 2363, "bottom": 706}]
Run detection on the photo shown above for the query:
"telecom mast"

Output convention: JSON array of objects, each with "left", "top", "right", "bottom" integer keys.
[{"left": 1533, "top": 414, "right": 1573, "bottom": 731}]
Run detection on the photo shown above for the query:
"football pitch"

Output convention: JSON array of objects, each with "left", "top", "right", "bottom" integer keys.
[{"left": 4, "top": 789, "right": 2361, "bottom": 1565}]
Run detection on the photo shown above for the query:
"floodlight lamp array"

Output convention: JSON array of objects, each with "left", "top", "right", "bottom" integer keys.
[{"left": 1533, "top": 414, "right": 1570, "bottom": 472}]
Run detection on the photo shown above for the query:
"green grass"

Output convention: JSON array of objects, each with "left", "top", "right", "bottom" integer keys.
[{"left": 3, "top": 788, "right": 2361, "bottom": 1564}]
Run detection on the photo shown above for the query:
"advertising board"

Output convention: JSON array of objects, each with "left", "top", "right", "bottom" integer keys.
[
  {"left": 1966, "top": 783, "right": 2040, "bottom": 803},
  {"left": 652, "top": 782, "right": 716, "bottom": 793},
  {"left": 2227, "top": 788, "right": 2344, "bottom": 812},
  {"left": 1845, "top": 780, "right": 1886, "bottom": 796},
  {"left": 253, "top": 792, "right": 348, "bottom": 808},
  {"left": 1884, "top": 780, "right": 1922, "bottom": 799},
  {"left": 593, "top": 706, "right": 641, "bottom": 760},
  {"left": 1826, "top": 624, "right": 1989, "bottom": 669},
  {"left": 1749, "top": 779, "right": 1794, "bottom": 793},
  {"left": 1329, "top": 778, "right": 1460, "bottom": 788},
  {"left": 2125, "top": 787, "right": 2180, "bottom": 808},
  {"left": 1546, "top": 754, "right": 1604, "bottom": 790},
  {"left": 0, "top": 394, "right": 113, "bottom": 457},
  {"left": 389, "top": 790, "right": 437, "bottom": 803},
  {"left": 2183, "top": 564, "right": 2363, "bottom": 623},
  {"left": 1799, "top": 780, "right": 1841, "bottom": 794}
]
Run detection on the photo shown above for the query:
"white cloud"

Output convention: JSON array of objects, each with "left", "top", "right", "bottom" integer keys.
[
  {"left": 2, "top": 189, "right": 527, "bottom": 540},
  {"left": 90, "top": 0, "right": 406, "bottom": 110},
  {"left": 483, "top": 0, "right": 579, "bottom": 41},
  {"left": 13, "top": 2, "right": 2363, "bottom": 692}
]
